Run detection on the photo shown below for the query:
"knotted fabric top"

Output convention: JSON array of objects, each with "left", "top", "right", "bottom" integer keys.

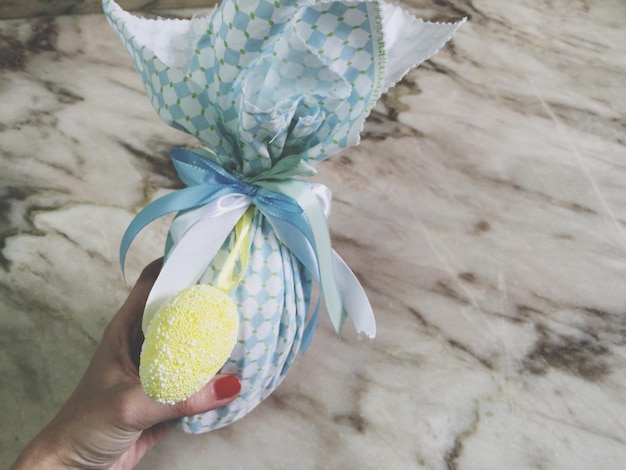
[{"left": 104, "top": 0, "right": 464, "bottom": 178}]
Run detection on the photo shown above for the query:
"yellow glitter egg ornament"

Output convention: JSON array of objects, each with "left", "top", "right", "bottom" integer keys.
[{"left": 139, "top": 284, "right": 239, "bottom": 404}]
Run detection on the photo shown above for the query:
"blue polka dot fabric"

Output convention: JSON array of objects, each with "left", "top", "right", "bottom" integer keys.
[{"left": 104, "top": 0, "right": 464, "bottom": 433}]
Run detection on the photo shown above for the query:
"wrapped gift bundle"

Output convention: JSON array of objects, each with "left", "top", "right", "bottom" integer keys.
[{"left": 104, "top": 0, "right": 463, "bottom": 433}]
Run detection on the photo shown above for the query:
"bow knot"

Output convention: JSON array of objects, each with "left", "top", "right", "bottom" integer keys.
[
  {"left": 120, "top": 148, "right": 375, "bottom": 352},
  {"left": 244, "top": 184, "right": 260, "bottom": 198}
]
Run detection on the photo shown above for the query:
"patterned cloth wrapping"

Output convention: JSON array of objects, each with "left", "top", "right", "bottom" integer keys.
[{"left": 104, "top": 0, "right": 464, "bottom": 433}]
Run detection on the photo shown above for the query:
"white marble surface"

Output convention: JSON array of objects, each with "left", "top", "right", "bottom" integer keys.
[
  {"left": 0, "top": 0, "right": 217, "bottom": 20},
  {"left": 2, "top": 1, "right": 626, "bottom": 468}
]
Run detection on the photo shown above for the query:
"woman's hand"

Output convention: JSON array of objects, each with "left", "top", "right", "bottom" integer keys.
[{"left": 12, "top": 259, "right": 241, "bottom": 469}]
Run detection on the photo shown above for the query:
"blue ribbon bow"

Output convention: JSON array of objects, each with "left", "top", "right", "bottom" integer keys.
[{"left": 120, "top": 148, "right": 347, "bottom": 352}]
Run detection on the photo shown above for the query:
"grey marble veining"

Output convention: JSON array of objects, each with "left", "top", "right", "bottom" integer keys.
[
  {"left": 0, "top": 0, "right": 217, "bottom": 20},
  {"left": 1, "top": 1, "right": 626, "bottom": 468}
]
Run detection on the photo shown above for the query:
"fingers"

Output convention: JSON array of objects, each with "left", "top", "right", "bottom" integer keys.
[
  {"left": 132, "top": 424, "right": 169, "bottom": 462},
  {"left": 136, "top": 374, "right": 241, "bottom": 428},
  {"left": 98, "top": 258, "right": 163, "bottom": 371},
  {"left": 119, "top": 258, "right": 164, "bottom": 319},
  {"left": 104, "top": 424, "right": 170, "bottom": 470},
  {"left": 106, "top": 259, "right": 242, "bottom": 429}
]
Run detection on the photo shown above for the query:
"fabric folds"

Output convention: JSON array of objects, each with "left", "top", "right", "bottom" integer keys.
[{"left": 104, "top": 0, "right": 464, "bottom": 433}]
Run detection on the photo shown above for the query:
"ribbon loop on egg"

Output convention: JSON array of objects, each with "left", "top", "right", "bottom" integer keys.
[{"left": 120, "top": 148, "right": 375, "bottom": 350}]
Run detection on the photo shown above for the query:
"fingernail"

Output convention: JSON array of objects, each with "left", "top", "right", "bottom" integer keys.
[{"left": 213, "top": 375, "right": 241, "bottom": 400}]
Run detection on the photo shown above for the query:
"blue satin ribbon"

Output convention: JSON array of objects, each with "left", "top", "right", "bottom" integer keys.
[{"left": 120, "top": 148, "right": 347, "bottom": 351}]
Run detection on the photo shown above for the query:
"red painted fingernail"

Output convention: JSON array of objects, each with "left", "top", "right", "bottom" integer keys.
[{"left": 213, "top": 376, "right": 241, "bottom": 400}]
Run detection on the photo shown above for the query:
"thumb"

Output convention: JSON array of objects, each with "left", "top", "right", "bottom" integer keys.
[{"left": 137, "top": 374, "right": 241, "bottom": 427}]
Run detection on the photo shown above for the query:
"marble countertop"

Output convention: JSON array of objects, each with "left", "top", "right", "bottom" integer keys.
[
  {"left": 0, "top": 0, "right": 215, "bottom": 20},
  {"left": 1, "top": 1, "right": 625, "bottom": 468}
]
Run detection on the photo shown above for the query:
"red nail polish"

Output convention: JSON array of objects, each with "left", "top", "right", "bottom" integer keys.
[{"left": 213, "top": 376, "right": 241, "bottom": 400}]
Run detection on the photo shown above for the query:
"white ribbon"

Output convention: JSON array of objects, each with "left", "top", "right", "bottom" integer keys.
[{"left": 142, "top": 184, "right": 376, "bottom": 341}]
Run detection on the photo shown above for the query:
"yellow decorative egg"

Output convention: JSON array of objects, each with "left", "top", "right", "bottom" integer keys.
[{"left": 139, "top": 284, "right": 239, "bottom": 404}]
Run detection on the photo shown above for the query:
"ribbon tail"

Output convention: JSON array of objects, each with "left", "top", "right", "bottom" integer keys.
[
  {"left": 142, "top": 201, "right": 249, "bottom": 332},
  {"left": 269, "top": 217, "right": 321, "bottom": 352},
  {"left": 119, "top": 185, "right": 230, "bottom": 276},
  {"left": 332, "top": 250, "right": 376, "bottom": 338},
  {"left": 295, "top": 193, "right": 344, "bottom": 335},
  {"left": 300, "top": 295, "right": 321, "bottom": 353},
  {"left": 263, "top": 180, "right": 344, "bottom": 335}
]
